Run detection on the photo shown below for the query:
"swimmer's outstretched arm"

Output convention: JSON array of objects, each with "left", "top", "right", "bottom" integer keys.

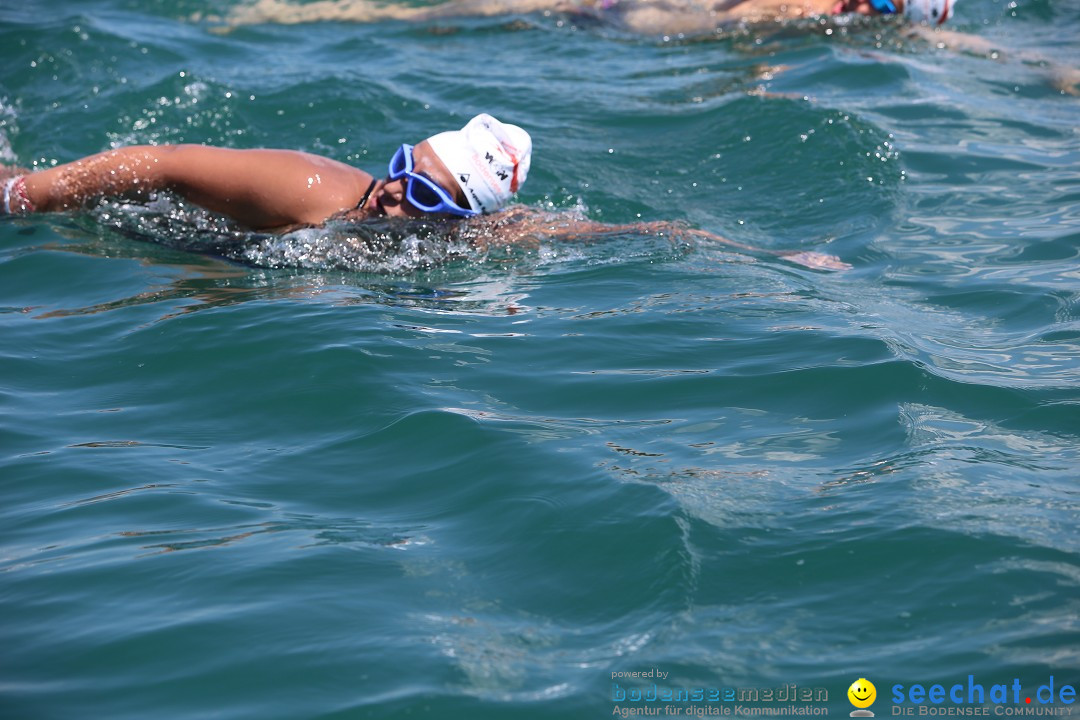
[
  {"left": 483, "top": 209, "right": 851, "bottom": 270},
  {"left": 6, "top": 145, "right": 373, "bottom": 230},
  {"left": 684, "top": 226, "right": 851, "bottom": 270}
]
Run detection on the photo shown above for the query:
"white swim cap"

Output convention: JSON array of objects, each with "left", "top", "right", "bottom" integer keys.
[
  {"left": 426, "top": 113, "right": 532, "bottom": 214},
  {"left": 904, "top": 0, "right": 952, "bottom": 24}
]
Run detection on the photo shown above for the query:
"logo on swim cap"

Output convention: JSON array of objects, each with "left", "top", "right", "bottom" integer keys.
[
  {"left": 426, "top": 113, "right": 532, "bottom": 214},
  {"left": 904, "top": 0, "right": 952, "bottom": 24}
]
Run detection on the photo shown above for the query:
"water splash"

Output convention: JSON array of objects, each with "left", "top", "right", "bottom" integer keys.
[
  {"left": 241, "top": 218, "right": 482, "bottom": 273},
  {"left": 86, "top": 194, "right": 488, "bottom": 273},
  {"left": 0, "top": 97, "right": 17, "bottom": 164}
]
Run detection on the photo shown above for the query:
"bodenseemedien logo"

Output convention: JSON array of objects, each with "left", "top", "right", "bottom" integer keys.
[{"left": 849, "top": 678, "right": 877, "bottom": 717}]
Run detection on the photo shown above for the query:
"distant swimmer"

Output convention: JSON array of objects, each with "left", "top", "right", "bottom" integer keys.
[
  {"left": 211, "top": 0, "right": 1079, "bottom": 93},
  {"left": 216, "top": 0, "right": 953, "bottom": 36},
  {"left": 1, "top": 113, "right": 848, "bottom": 270}
]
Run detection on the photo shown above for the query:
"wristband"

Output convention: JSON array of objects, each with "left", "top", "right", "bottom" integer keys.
[{"left": 2, "top": 176, "right": 35, "bottom": 215}]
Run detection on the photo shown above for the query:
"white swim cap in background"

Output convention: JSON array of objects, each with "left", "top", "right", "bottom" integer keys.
[
  {"left": 426, "top": 113, "right": 532, "bottom": 214},
  {"left": 904, "top": 0, "right": 952, "bottom": 24}
]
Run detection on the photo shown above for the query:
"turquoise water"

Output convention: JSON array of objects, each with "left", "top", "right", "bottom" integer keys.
[{"left": 2, "top": 1, "right": 1079, "bottom": 718}]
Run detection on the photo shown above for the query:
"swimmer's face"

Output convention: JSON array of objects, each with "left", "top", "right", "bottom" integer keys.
[
  {"left": 370, "top": 139, "right": 470, "bottom": 218},
  {"left": 830, "top": 0, "right": 904, "bottom": 15}
]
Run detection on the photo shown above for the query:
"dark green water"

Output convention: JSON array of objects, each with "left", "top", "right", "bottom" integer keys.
[{"left": 1, "top": 1, "right": 1078, "bottom": 719}]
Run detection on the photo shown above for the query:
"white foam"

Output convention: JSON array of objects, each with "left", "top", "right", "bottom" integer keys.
[{"left": 0, "top": 97, "right": 17, "bottom": 164}]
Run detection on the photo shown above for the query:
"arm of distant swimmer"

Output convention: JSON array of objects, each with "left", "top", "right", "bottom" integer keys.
[
  {"left": 221, "top": 0, "right": 423, "bottom": 25},
  {"left": 8, "top": 145, "right": 371, "bottom": 230},
  {"left": 221, "top": 0, "right": 571, "bottom": 26},
  {"left": 905, "top": 25, "right": 997, "bottom": 54},
  {"left": 906, "top": 25, "right": 1080, "bottom": 95}
]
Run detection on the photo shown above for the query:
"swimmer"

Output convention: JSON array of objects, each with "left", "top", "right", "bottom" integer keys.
[
  {"left": 2, "top": 113, "right": 527, "bottom": 230},
  {"left": 213, "top": 0, "right": 1080, "bottom": 93},
  {"left": 1, "top": 113, "right": 849, "bottom": 270},
  {"left": 216, "top": 0, "right": 953, "bottom": 36}
]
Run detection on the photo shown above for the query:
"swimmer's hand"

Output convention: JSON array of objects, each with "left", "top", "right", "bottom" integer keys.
[
  {"left": 0, "top": 165, "right": 30, "bottom": 181},
  {"left": 780, "top": 250, "right": 852, "bottom": 271},
  {"left": 1051, "top": 66, "right": 1080, "bottom": 96}
]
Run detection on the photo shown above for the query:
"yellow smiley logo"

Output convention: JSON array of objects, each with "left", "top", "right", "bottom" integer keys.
[{"left": 848, "top": 678, "right": 877, "bottom": 709}]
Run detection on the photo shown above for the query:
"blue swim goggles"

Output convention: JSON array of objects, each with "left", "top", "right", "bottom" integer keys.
[
  {"left": 869, "top": 0, "right": 897, "bottom": 13},
  {"left": 388, "top": 144, "right": 477, "bottom": 217}
]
